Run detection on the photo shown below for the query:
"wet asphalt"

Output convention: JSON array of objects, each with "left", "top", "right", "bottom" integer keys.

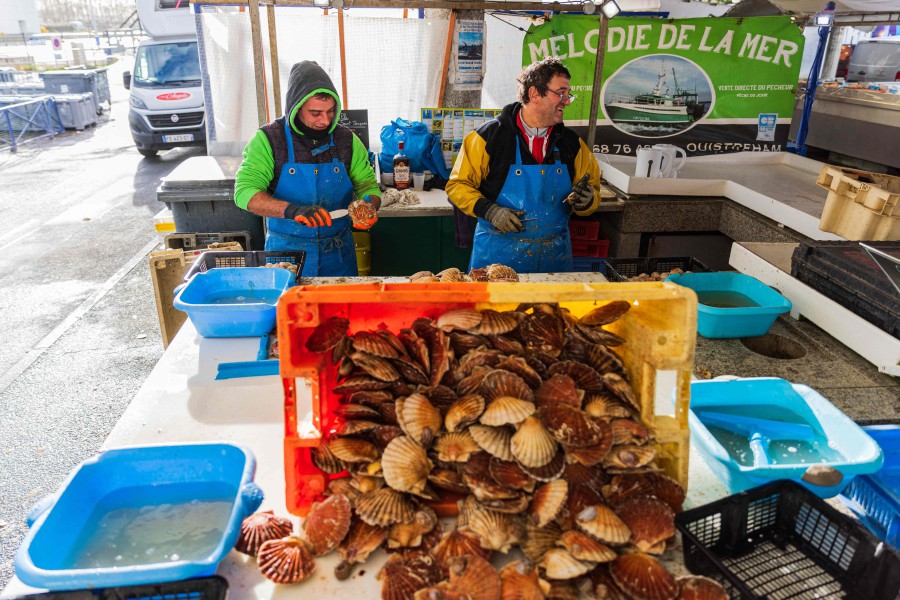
[{"left": 0, "top": 57, "right": 206, "bottom": 589}]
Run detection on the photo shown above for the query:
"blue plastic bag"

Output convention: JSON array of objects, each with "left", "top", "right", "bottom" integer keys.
[{"left": 378, "top": 118, "right": 450, "bottom": 179}]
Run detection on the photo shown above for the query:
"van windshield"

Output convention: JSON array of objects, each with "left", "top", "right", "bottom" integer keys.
[{"left": 134, "top": 41, "right": 201, "bottom": 87}]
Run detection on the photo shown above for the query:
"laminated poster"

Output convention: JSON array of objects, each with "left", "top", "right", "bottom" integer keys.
[
  {"left": 523, "top": 15, "right": 805, "bottom": 156},
  {"left": 454, "top": 20, "right": 485, "bottom": 90},
  {"left": 422, "top": 107, "right": 502, "bottom": 169}
]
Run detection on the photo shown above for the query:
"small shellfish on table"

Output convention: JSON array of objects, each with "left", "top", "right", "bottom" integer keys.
[
  {"left": 235, "top": 510, "right": 293, "bottom": 557},
  {"left": 576, "top": 504, "right": 632, "bottom": 546},
  {"left": 257, "top": 536, "right": 317, "bottom": 584},
  {"left": 335, "top": 518, "right": 388, "bottom": 580},
  {"left": 539, "top": 548, "right": 593, "bottom": 580},
  {"left": 305, "top": 315, "right": 349, "bottom": 353},
  {"left": 676, "top": 576, "right": 729, "bottom": 600},
  {"left": 303, "top": 493, "right": 352, "bottom": 556},
  {"left": 609, "top": 553, "right": 677, "bottom": 600}
]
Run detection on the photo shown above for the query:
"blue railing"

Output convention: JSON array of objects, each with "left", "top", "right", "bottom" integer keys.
[{"left": 0, "top": 96, "right": 64, "bottom": 152}]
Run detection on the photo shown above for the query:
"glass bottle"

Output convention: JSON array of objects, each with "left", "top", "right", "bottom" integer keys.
[{"left": 393, "top": 141, "right": 411, "bottom": 190}]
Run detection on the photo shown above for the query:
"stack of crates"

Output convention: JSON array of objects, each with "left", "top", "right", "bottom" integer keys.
[{"left": 570, "top": 218, "right": 610, "bottom": 273}]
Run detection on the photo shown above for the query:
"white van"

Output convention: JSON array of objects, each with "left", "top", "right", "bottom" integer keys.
[
  {"left": 846, "top": 38, "right": 900, "bottom": 82},
  {"left": 123, "top": 0, "right": 205, "bottom": 157}
]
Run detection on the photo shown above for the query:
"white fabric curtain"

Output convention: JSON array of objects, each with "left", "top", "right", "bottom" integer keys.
[{"left": 200, "top": 8, "right": 450, "bottom": 156}]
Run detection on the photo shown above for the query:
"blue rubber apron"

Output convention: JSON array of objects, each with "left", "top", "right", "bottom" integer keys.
[
  {"left": 469, "top": 139, "right": 573, "bottom": 273},
  {"left": 265, "top": 119, "right": 357, "bottom": 277}
]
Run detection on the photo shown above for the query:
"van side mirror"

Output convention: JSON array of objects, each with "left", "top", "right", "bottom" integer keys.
[{"left": 123, "top": 71, "right": 131, "bottom": 90}]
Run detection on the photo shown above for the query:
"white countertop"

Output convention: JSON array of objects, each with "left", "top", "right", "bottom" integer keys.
[
  {"left": 2, "top": 276, "right": 734, "bottom": 599},
  {"left": 600, "top": 152, "right": 845, "bottom": 242}
]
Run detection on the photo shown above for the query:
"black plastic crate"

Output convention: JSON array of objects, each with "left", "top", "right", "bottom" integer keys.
[
  {"left": 184, "top": 250, "right": 306, "bottom": 284},
  {"left": 164, "top": 231, "right": 251, "bottom": 251},
  {"left": 791, "top": 241, "right": 899, "bottom": 338},
  {"left": 675, "top": 480, "right": 900, "bottom": 600},
  {"left": 8, "top": 575, "right": 228, "bottom": 600},
  {"left": 604, "top": 256, "right": 712, "bottom": 282}
]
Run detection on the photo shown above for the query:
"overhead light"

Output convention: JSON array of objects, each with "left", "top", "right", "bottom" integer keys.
[
  {"left": 601, "top": 0, "right": 621, "bottom": 19},
  {"left": 313, "top": 0, "right": 329, "bottom": 7},
  {"left": 583, "top": 0, "right": 597, "bottom": 15},
  {"left": 814, "top": 11, "right": 834, "bottom": 26}
]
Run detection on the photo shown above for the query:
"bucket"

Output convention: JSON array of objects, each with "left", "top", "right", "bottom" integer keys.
[{"left": 353, "top": 232, "right": 371, "bottom": 276}]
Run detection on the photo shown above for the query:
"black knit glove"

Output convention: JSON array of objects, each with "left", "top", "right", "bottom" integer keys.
[
  {"left": 284, "top": 203, "right": 331, "bottom": 227},
  {"left": 565, "top": 174, "right": 594, "bottom": 211}
]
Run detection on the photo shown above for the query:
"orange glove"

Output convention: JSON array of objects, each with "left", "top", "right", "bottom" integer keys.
[
  {"left": 348, "top": 198, "right": 378, "bottom": 230},
  {"left": 284, "top": 204, "right": 332, "bottom": 228}
]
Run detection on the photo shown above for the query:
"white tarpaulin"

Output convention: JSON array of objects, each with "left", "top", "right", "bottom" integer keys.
[{"left": 767, "top": 0, "right": 900, "bottom": 12}]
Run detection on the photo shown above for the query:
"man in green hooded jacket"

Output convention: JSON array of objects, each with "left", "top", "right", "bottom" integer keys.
[{"left": 234, "top": 61, "right": 380, "bottom": 277}]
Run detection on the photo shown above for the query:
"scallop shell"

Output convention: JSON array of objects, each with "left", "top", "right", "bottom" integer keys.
[
  {"left": 517, "top": 449, "right": 566, "bottom": 482},
  {"left": 329, "top": 437, "right": 380, "bottom": 463},
  {"left": 471, "top": 309, "right": 519, "bottom": 335},
  {"left": 538, "top": 403, "right": 603, "bottom": 447},
  {"left": 356, "top": 487, "right": 417, "bottom": 527},
  {"left": 353, "top": 330, "right": 401, "bottom": 358},
  {"left": 481, "top": 369, "right": 534, "bottom": 403},
  {"left": 587, "top": 343, "right": 626, "bottom": 376},
  {"left": 489, "top": 335, "right": 525, "bottom": 356},
  {"left": 567, "top": 439, "right": 614, "bottom": 467},
  {"left": 469, "top": 425, "right": 515, "bottom": 461},
  {"left": 563, "top": 462, "right": 608, "bottom": 488},
  {"left": 545, "top": 579, "right": 581, "bottom": 600},
  {"left": 558, "top": 530, "right": 616, "bottom": 563},
  {"left": 479, "top": 492, "right": 531, "bottom": 515},
  {"left": 398, "top": 393, "right": 442, "bottom": 447},
  {"left": 305, "top": 316, "right": 349, "bottom": 353},
  {"left": 519, "top": 312, "right": 565, "bottom": 357},
  {"left": 437, "top": 307, "right": 484, "bottom": 332},
  {"left": 428, "top": 468, "right": 469, "bottom": 494},
  {"left": 539, "top": 548, "right": 593, "bottom": 580},
  {"left": 609, "top": 553, "right": 677, "bottom": 600},
  {"left": 611, "top": 418, "right": 651, "bottom": 446},
  {"left": 576, "top": 504, "right": 632, "bottom": 546},
  {"left": 348, "top": 198, "right": 377, "bottom": 223},
  {"left": 603, "top": 445, "right": 657, "bottom": 470},
  {"left": 335, "top": 419, "right": 380, "bottom": 436},
  {"left": 348, "top": 390, "right": 393, "bottom": 407},
  {"left": 496, "top": 356, "right": 543, "bottom": 390},
  {"left": 549, "top": 360, "right": 606, "bottom": 393},
  {"left": 583, "top": 564, "right": 629, "bottom": 600},
  {"left": 417, "top": 385, "right": 459, "bottom": 411},
  {"left": 392, "top": 356, "right": 430, "bottom": 385},
  {"left": 410, "top": 270, "right": 440, "bottom": 283},
  {"left": 378, "top": 553, "right": 440, "bottom": 600},
  {"left": 581, "top": 301, "right": 631, "bottom": 326},
  {"left": 445, "top": 394, "right": 485, "bottom": 432},
  {"left": 327, "top": 478, "right": 361, "bottom": 507},
  {"left": 615, "top": 497, "right": 675, "bottom": 554},
  {"left": 534, "top": 375, "right": 583, "bottom": 410},
  {"left": 584, "top": 393, "right": 636, "bottom": 419},
  {"left": 303, "top": 493, "right": 352, "bottom": 555},
  {"left": 387, "top": 507, "right": 439, "bottom": 549},
  {"left": 351, "top": 351, "right": 400, "bottom": 382},
  {"left": 645, "top": 472, "right": 686, "bottom": 513},
  {"left": 676, "top": 576, "right": 729, "bottom": 600},
  {"left": 485, "top": 263, "right": 520, "bottom": 282},
  {"left": 235, "top": 510, "right": 293, "bottom": 557},
  {"left": 437, "top": 267, "right": 468, "bottom": 283},
  {"left": 433, "top": 528, "right": 492, "bottom": 576},
  {"left": 499, "top": 560, "right": 550, "bottom": 600},
  {"left": 450, "top": 331, "right": 491, "bottom": 355},
  {"left": 466, "top": 504, "right": 526, "bottom": 553},
  {"left": 400, "top": 330, "right": 431, "bottom": 373},
  {"left": 529, "top": 479, "right": 568, "bottom": 527},
  {"left": 382, "top": 435, "right": 433, "bottom": 495},
  {"left": 520, "top": 521, "right": 562, "bottom": 564},
  {"left": 335, "top": 519, "right": 387, "bottom": 580},
  {"left": 481, "top": 396, "right": 536, "bottom": 427},
  {"left": 603, "top": 373, "right": 640, "bottom": 412},
  {"left": 311, "top": 439, "right": 346, "bottom": 474},
  {"left": 511, "top": 416, "right": 558, "bottom": 468},
  {"left": 469, "top": 267, "right": 490, "bottom": 282},
  {"left": 576, "top": 321, "right": 626, "bottom": 347},
  {"left": 434, "top": 431, "right": 481, "bottom": 463},
  {"left": 559, "top": 483, "right": 607, "bottom": 530},
  {"left": 332, "top": 334, "right": 351, "bottom": 365},
  {"left": 444, "top": 554, "right": 503, "bottom": 600},
  {"left": 369, "top": 425, "right": 404, "bottom": 452},
  {"left": 334, "top": 403, "right": 382, "bottom": 421},
  {"left": 333, "top": 376, "right": 392, "bottom": 394},
  {"left": 257, "top": 536, "right": 316, "bottom": 584},
  {"left": 489, "top": 457, "right": 534, "bottom": 491}
]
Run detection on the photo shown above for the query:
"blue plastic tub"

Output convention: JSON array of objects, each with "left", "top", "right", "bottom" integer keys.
[
  {"left": 14, "top": 443, "right": 262, "bottom": 591},
  {"left": 841, "top": 425, "right": 900, "bottom": 547},
  {"left": 688, "top": 377, "right": 883, "bottom": 498},
  {"left": 666, "top": 272, "right": 792, "bottom": 338},
  {"left": 173, "top": 267, "right": 294, "bottom": 337}
]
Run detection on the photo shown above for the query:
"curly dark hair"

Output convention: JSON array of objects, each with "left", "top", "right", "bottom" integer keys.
[{"left": 516, "top": 58, "right": 571, "bottom": 104}]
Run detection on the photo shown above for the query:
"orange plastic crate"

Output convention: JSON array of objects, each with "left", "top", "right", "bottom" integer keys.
[
  {"left": 277, "top": 281, "right": 697, "bottom": 516},
  {"left": 569, "top": 219, "right": 601, "bottom": 240}
]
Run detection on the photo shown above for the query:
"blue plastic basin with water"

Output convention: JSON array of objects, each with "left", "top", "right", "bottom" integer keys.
[
  {"left": 173, "top": 267, "right": 294, "bottom": 338},
  {"left": 666, "top": 272, "right": 792, "bottom": 338},
  {"left": 688, "top": 377, "right": 883, "bottom": 498},
  {"left": 14, "top": 443, "right": 263, "bottom": 591}
]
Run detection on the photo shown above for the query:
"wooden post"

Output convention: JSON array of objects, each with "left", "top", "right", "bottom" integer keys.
[
  {"left": 267, "top": 3, "right": 282, "bottom": 118},
  {"left": 586, "top": 14, "right": 608, "bottom": 153},
  {"left": 248, "top": 0, "right": 268, "bottom": 125},
  {"left": 437, "top": 10, "right": 456, "bottom": 106},
  {"left": 338, "top": 7, "right": 348, "bottom": 108}
]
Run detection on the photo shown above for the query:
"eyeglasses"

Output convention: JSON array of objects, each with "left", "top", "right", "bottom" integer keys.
[{"left": 546, "top": 88, "right": 577, "bottom": 104}]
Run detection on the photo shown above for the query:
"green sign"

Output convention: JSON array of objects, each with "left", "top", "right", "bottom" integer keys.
[{"left": 523, "top": 15, "right": 804, "bottom": 154}]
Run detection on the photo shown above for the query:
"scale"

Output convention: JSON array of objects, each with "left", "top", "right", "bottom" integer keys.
[{"left": 861, "top": 243, "right": 900, "bottom": 296}]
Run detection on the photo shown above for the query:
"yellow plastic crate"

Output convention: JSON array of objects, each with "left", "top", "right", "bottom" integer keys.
[
  {"left": 817, "top": 165, "right": 900, "bottom": 241},
  {"left": 277, "top": 281, "right": 697, "bottom": 515},
  {"left": 352, "top": 231, "right": 371, "bottom": 275}
]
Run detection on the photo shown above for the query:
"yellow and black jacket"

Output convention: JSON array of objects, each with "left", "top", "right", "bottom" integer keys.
[{"left": 446, "top": 102, "right": 601, "bottom": 220}]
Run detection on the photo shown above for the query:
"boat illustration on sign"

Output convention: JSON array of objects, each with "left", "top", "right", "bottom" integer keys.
[{"left": 605, "top": 68, "right": 701, "bottom": 125}]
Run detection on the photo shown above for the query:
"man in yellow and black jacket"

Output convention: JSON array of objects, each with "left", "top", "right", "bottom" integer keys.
[{"left": 446, "top": 58, "right": 601, "bottom": 273}]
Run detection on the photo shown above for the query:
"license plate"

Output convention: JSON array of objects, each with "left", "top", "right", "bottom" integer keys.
[{"left": 163, "top": 134, "right": 194, "bottom": 143}]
